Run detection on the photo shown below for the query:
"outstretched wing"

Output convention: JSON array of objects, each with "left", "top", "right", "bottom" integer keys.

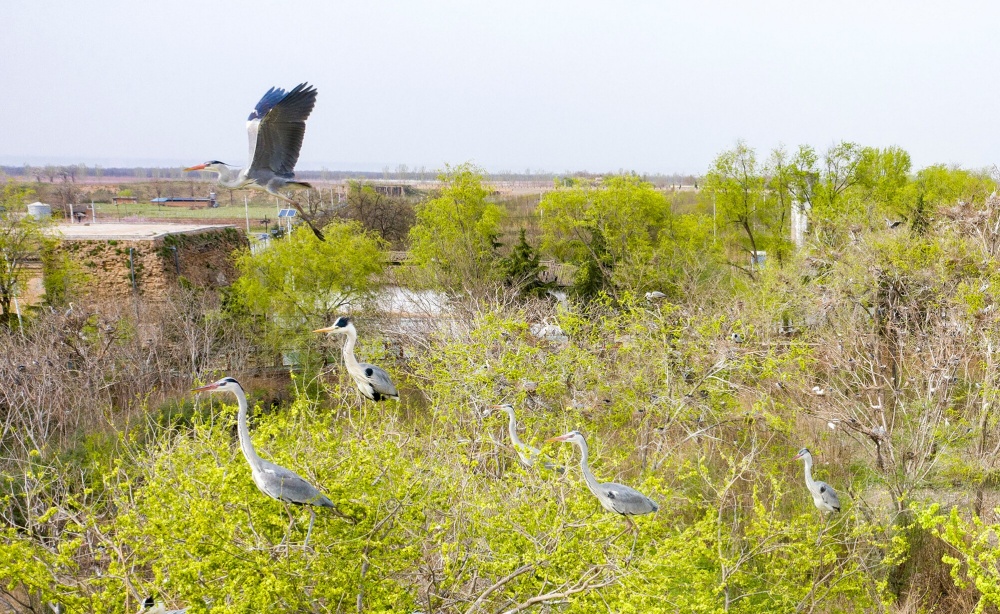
[
  {"left": 246, "top": 83, "right": 317, "bottom": 176},
  {"left": 361, "top": 363, "right": 399, "bottom": 399}
]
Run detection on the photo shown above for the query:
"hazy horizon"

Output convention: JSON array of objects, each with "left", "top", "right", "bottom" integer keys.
[{"left": 5, "top": 1, "right": 1000, "bottom": 175}]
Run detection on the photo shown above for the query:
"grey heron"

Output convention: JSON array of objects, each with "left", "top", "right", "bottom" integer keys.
[
  {"left": 191, "top": 377, "right": 343, "bottom": 547},
  {"left": 546, "top": 431, "right": 658, "bottom": 528},
  {"left": 184, "top": 83, "right": 325, "bottom": 240},
  {"left": 644, "top": 291, "right": 667, "bottom": 302},
  {"left": 485, "top": 404, "right": 562, "bottom": 472},
  {"left": 314, "top": 317, "right": 399, "bottom": 402},
  {"left": 793, "top": 448, "right": 841, "bottom": 514}
]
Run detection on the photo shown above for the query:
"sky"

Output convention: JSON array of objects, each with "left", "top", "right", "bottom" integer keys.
[{"left": 3, "top": 1, "right": 999, "bottom": 175}]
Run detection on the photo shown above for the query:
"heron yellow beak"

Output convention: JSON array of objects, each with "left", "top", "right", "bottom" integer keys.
[
  {"left": 191, "top": 382, "right": 219, "bottom": 393},
  {"left": 184, "top": 164, "right": 207, "bottom": 171},
  {"left": 545, "top": 433, "right": 571, "bottom": 443},
  {"left": 792, "top": 452, "right": 804, "bottom": 460},
  {"left": 313, "top": 326, "right": 336, "bottom": 333}
]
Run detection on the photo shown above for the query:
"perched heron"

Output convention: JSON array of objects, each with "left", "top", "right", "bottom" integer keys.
[
  {"left": 314, "top": 317, "right": 399, "bottom": 402},
  {"left": 793, "top": 448, "right": 841, "bottom": 514},
  {"left": 485, "top": 404, "right": 562, "bottom": 471},
  {"left": 546, "top": 430, "right": 658, "bottom": 528},
  {"left": 184, "top": 83, "right": 325, "bottom": 240},
  {"left": 191, "top": 377, "right": 342, "bottom": 547},
  {"left": 730, "top": 332, "right": 744, "bottom": 344},
  {"left": 644, "top": 291, "right": 667, "bottom": 302}
]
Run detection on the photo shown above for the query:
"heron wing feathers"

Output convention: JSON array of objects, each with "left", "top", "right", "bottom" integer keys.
[
  {"left": 247, "top": 83, "right": 317, "bottom": 176},
  {"left": 360, "top": 362, "right": 398, "bottom": 398},
  {"left": 255, "top": 462, "right": 332, "bottom": 506},
  {"left": 818, "top": 481, "right": 841, "bottom": 511},
  {"left": 602, "top": 482, "right": 658, "bottom": 515}
]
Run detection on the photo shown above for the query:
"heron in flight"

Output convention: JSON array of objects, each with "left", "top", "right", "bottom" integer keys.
[
  {"left": 184, "top": 83, "right": 325, "bottom": 240},
  {"left": 546, "top": 431, "right": 658, "bottom": 528},
  {"left": 314, "top": 317, "right": 399, "bottom": 402},
  {"left": 485, "top": 404, "right": 562, "bottom": 471},
  {"left": 191, "top": 377, "right": 344, "bottom": 547},
  {"left": 793, "top": 448, "right": 841, "bottom": 514}
]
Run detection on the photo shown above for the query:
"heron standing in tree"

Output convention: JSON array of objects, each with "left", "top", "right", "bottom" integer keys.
[
  {"left": 314, "top": 317, "right": 399, "bottom": 402},
  {"left": 184, "top": 83, "right": 325, "bottom": 240},
  {"left": 546, "top": 430, "right": 658, "bottom": 529},
  {"left": 485, "top": 404, "right": 562, "bottom": 471},
  {"left": 191, "top": 377, "right": 345, "bottom": 548},
  {"left": 793, "top": 447, "right": 841, "bottom": 514}
]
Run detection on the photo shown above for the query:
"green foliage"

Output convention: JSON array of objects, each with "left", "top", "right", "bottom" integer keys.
[
  {"left": 903, "top": 165, "right": 996, "bottom": 233},
  {"left": 40, "top": 238, "right": 90, "bottom": 308},
  {"left": 538, "top": 174, "right": 672, "bottom": 296},
  {"left": 0, "top": 181, "right": 45, "bottom": 325},
  {"left": 704, "top": 142, "right": 789, "bottom": 274},
  {"left": 231, "top": 219, "right": 387, "bottom": 350},
  {"left": 408, "top": 164, "right": 505, "bottom": 289},
  {"left": 499, "top": 228, "right": 551, "bottom": 297},
  {"left": 917, "top": 505, "right": 1000, "bottom": 613}
]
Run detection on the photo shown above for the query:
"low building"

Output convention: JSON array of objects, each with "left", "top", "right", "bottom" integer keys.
[
  {"left": 151, "top": 195, "right": 217, "bottom": 208},
  {"left": 39, "top": 222, "right": 246, "bottom": 302}
]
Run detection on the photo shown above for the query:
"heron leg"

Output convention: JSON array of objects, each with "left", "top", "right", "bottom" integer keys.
[
  {"left": 815, "top": 513, "right": 831, "bottom": 546},
  {"left": 282, "top": 503, "right": 296, "bottom": 555},
  {"left": 304, "top": 508, "right": 316, "bottom": 550},
  {"left": 627, "top": 526, "right": 640, "bottom": 565},
  {"left": 265, "top": 185, "right": 325, "bottom": 241}
]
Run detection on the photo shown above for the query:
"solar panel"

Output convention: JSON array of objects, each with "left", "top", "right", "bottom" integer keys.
[{"left": 278, "top": 208, "right": 297, "bottom": 218}]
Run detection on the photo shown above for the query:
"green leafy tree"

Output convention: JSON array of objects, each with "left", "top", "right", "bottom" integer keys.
[
  {"left": 903, "top": 164, "right": 995, "bottom": 234},
  {"left": 0, "top": 182, "right": 45, "bottom": 326},
  {"left": 705, "top": 142, "right": 789, "bottom": 276},
  {"left": 408, "top": 164, "right": 505, "bottom": 289},
  {"left": 499, "top": 228, "right": 551, "bottom": 298},
  {"left": 231, "top": 220, "right": 387, "bottom": 349},
  {"left": 538, "top": 174, "right": 671, "bottom": 296}
]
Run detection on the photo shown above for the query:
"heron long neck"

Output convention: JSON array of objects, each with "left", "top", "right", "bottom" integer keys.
[
  {"left": 214, "top": 165, "right": 243, "bottom": 188},
  {"left": 802, "top": 455, "right": 817, "bottom": 491},
  {"left": 341, "top": 326, "right": 364, "bottom": 376},
  {"left": 233, "top": 384, "right": 264, "bottom": 471},
  {"left": 575, "top": 439, "right": 602, "bottom": 496},
  {"left": 505, "top": 410, "right": 524, "bottom": 448}
]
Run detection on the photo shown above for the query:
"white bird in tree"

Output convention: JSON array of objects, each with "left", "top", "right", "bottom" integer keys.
[
  {"left": 139, "top": 596, "right": 186, "bottom": 614},
  {"left": 793, "top": 447, "right": 841, "bottom": 514},
  {"left": 546, "top": 430, "right": 658, "bottom": 529},
  {"left": 191, "top": 377, "right": 346, "bottom": 548},
  {"left": 314, "top": 317, "right": 399, "bottom": 402},
  {"left": 486, "top": 404, "right": 562, "bottom": 471},
  {"left": 184, "top": 83, "right": 325, "bottom": 240}
]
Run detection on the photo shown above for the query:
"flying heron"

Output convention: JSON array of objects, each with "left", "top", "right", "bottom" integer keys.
[
  {"left": 314, "top": 317, "right": 399, "bottom": 402},
  {"left": 191, "top": 377, "right": 344, "bottom": 548},
  {"left": 546, "top": 430, "right": 658, "bottom": 529},
  {"left": 184, "top": 83, "right": 325, "bottom": 240},
  {"left": 793, "top": 448, "right": 841, "bottom": 514},
  {"left": 485, "top": 404, "right": 562, "bottom": 471}
]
